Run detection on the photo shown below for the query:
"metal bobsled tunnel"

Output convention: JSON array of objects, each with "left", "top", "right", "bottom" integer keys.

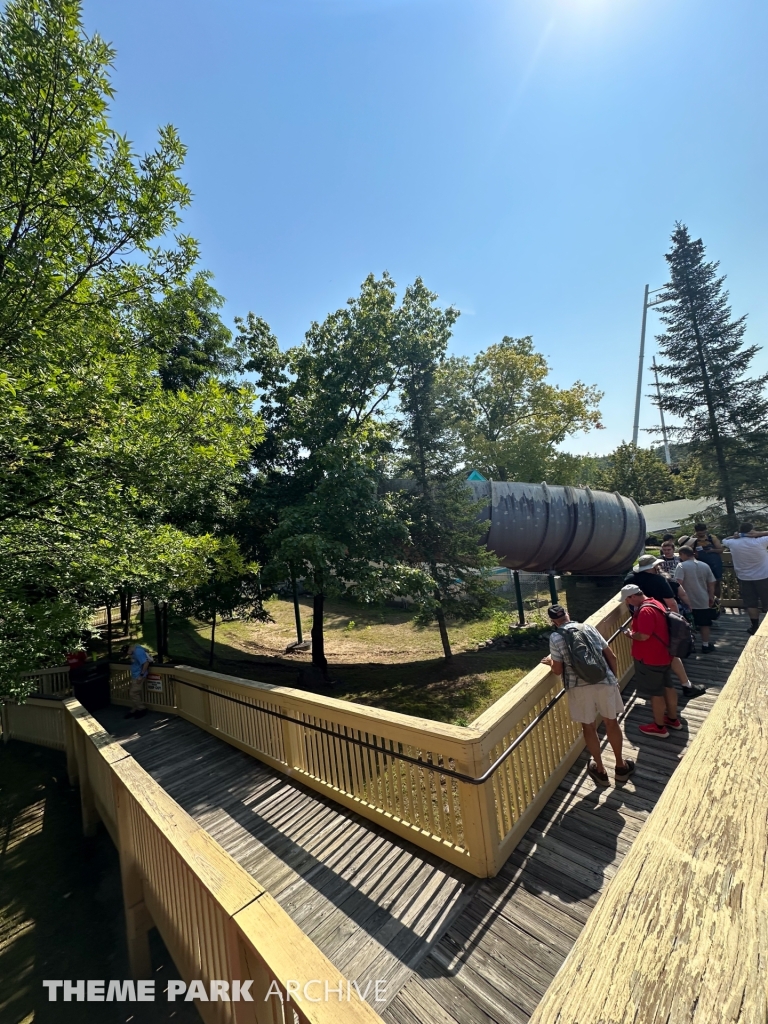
[{"left": 468, "top": 481, "right": 646, "bottom": 576}]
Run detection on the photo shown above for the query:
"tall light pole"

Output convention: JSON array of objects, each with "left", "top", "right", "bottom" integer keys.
[
  {"left": 632, "top": 285, "right": 665, "bottom": 445},
  {"left": 652, "top": 358, "right": 672, "bottom": 465}
]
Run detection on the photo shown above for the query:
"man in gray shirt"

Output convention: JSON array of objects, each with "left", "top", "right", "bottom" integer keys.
[{"left": 675, "top": 546, "right": 716, "bottom": 653}]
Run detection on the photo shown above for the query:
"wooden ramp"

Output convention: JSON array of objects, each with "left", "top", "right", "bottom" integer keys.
[{"left": 94, "top": 609, "right": 749, "bottom": 1022}]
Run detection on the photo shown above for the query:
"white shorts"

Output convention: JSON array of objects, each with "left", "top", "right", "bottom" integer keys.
[{"left": 566, "top": 683, "right": 624, "bottom": 724}]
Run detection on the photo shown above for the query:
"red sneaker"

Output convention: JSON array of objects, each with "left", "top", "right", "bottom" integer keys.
[
  {"left": 639, "top": 721, "right": 669, "bottom": 738},
  {"left": 664, "top": 714, "right": 683, "bottom": 730}
]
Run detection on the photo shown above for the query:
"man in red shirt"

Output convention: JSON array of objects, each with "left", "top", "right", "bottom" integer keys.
[{"left": 622, "top": 583, "right": 681, "bottom": 738}]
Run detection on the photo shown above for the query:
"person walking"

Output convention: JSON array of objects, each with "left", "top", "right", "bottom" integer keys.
[
  {"left": 126, "top": 642, "right": 150, "bottom": 719},
  {"left": 725, "top": 523, "right": 768, "bottom": 634},
  {"left": 621, "top": 584, "right": 682, "bottom": 738},
  {"left": 689, "top": 523, "right": 724, "bottom": 601},
  {"left": 675, "top": 546, "right": 716, "bottom": 652},
  {"left": 541, "top": 605, "right": 635, "bottom": 787}
]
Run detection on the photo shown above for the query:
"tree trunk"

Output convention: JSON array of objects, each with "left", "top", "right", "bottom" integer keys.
[
  {"left": 435, "top": 601, "right": 452, "bottom": 660},
  {"left": 291, "top": 570, "right": 303, "bottom": 644},
  {"left": 209, "top": 606, "right": 217, "bottom": 669},
  {"left": 153, "top": 601, "right": 163, "bottom": 664},
  {"left": 105, "top": 600, "right": 113, "bottom": 658},
  {"left": 311, "top": 592, "right": 327, "bottom": 673},
  {"left": 139, "top": 593, "right": 145, "bottom": 626},
  {"left": 124, "top": 589, "right": 133, "bottom": 635},
  {"left": 119, "top": 588, "right": 127, "bottom": 626},
  {"left": 682, "top": 272, "right": 738, "bottom": 528}
]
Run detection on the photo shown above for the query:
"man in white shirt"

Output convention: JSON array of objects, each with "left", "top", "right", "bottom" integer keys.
[
  {"left": 675, "top": 547, "right": 716, "bottom": 652},
  {"left": 725, "top": 522, "right": 768, "bottom": 634}
]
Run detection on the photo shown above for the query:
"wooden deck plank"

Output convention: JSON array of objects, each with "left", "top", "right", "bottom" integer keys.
[
  {"left": 91, "top": 609, "right": 749, "bottom": 1024},
  {"left": 383, "top": 609, "right": 750, "bottom": 1024}
]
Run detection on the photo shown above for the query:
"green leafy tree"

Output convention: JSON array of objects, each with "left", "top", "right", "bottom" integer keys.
[
  {"left": 263, "top": 438, "right": 422, "bottom": 674},
  {"left": 142, "top": 271, "right": 247, "bottom": 393},
  {"left": 0, "top": 0, "right": 263, "bottom": 699},
  {"left": 0, "top": 0, "right": 196, "bottom": 359},
  {"left": 177, "top": 535, "right": 265, "bottom": 669},
  {"left": 440, "top": 336, "right": 603, "bottom": 483},
  {"left": 595, "top": 443, "right": 680, "bottom": 505},
  {"left": 654, "top": 224, "right": 768, "bottom": 527},
  {"left": 239, "top": 274, "right": 425, "bottom": 676},
  {"left": 397, "top": 280, "right": 503, "bottom": 660}
]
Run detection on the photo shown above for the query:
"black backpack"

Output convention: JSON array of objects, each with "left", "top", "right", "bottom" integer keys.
[
  {"left": 642, "top": 601, "right": 694, "bottom": 659},
  {"left": 555, "top": 624, "right": 609, "bottom": 684}
]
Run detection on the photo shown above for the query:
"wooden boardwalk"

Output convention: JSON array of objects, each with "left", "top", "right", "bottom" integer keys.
[{"left": 94, "top": 609, "right": 749, "bottom": 1022}]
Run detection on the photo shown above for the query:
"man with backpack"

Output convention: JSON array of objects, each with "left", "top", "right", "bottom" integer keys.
[
  {"left": 621, "top": 583, "right": 683, "bottom": 738},
  {"left": 541, "top": 605, "right": 635, "bottom": 787}
]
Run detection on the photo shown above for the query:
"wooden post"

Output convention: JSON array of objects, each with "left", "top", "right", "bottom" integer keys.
[
  {"left": 106, "top": 600, "right": 113, "bottom": 658},
  {"left": 225, "top": 919, "right": 271, "bottom": 1024},
  {"left": 73, "top": 721, "right": 100, "bottom": 836},
  {"left": 64, "top": 711, "right": 78, "bottom": 786},
  {"left": 153, "top": 601, "right": 163, "bottom": 664},
  {"left": 162, "top": 602, "right": 169, "bottom": 660},
  {"left": 209, "top": 605, "right": 217, "bottom": 669},
  {"left": 113, "top": 775, "right": 153, "bottom": 979},
  {"left": 279, "top": 707, "right": 297, "bottom": 772}
]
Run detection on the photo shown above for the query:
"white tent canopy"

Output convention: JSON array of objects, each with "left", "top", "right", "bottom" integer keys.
[{"left": 639, "top": 497, "right": 721, "bottom": 535}]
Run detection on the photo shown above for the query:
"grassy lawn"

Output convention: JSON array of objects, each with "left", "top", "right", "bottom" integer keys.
[{"left": 113, "top": 596, "right": 547, "bottom": 726}]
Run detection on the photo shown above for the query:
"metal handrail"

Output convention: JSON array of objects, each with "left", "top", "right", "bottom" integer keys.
[{"left": 155, "top": 617, "right": 632, "bottom": 787}]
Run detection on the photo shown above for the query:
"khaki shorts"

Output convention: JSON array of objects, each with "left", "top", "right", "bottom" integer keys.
[{"left": 566, "top": 683, "right": 624, "bottom": 724}]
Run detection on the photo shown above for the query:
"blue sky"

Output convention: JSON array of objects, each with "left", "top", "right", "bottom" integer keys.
[{"left": 82, "top": 0, "right": 768, "bottom": 456}]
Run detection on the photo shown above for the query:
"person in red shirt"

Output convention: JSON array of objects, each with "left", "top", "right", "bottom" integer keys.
[{"left": 621, "top": 583, "right": 681, "bottom": 738}]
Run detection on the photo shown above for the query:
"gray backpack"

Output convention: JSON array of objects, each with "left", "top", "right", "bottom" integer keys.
[{"left": 556, "top": 624, "right": 609, "bottom": 684}]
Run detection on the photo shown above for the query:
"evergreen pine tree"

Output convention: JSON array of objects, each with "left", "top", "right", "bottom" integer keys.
[{"left": 654, "top": 223, "right": 768, "bottom": 527}]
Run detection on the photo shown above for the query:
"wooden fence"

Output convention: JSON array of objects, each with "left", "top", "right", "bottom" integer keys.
[
  {"left": 1, "top": 695, "right": 69, "bottom": 752},
  {"left": 91, "top": 597, "right": 144, "bottom": 628},
  {"left": 17, "top": 663, "right": 71, "bottom": 696},
  {"left": 7, "top": 696, "right": 385, "bottom": 1024},
  {"left": 109, "top": 593, "right": 633, "bottom": 878}
]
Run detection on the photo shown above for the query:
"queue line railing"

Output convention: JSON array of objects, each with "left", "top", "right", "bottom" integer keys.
[{"left": 107, "top": 593, "right": 634, "bottom": 878}]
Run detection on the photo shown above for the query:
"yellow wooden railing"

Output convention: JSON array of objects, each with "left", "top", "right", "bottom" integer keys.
[
  {"left": 108, "top": 593, "right": 633, "bottom": 878},
  {"left": 59, "top": 698, "right": 385, "bottom": 1024},
  {"left": 528, "top": 613, "right": 767, "bottom": 1024},
  {"left": 18, "top": 663, "right": 71, "bottom": 696}
]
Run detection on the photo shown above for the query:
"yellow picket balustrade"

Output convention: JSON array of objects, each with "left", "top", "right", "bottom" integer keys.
[
  {"left": 109, "top": 592, "right": 632, "bottom": 877},
  {"left": 18, "top": 663, "right": 71, "bottom": 696},
  {"left": 60, "top": 698, "right": 385, "bottom": 1024}
]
